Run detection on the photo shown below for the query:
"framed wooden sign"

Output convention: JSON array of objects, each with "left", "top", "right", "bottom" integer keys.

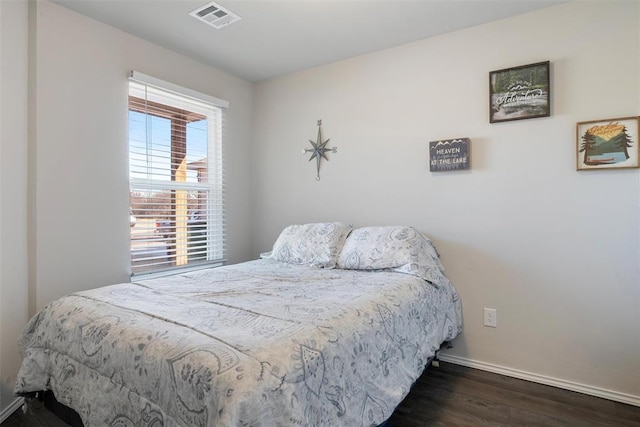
[{"left": 429, "top": 138, "right": 470, "bottom": 172}]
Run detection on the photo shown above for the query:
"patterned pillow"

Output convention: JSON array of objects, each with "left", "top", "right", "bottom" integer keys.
[
  {"left": 337, "top": 226, "right": 446, "bottom": 285},
  {"left": 261, "top": 222, "right": 352, "bottom": 268}
]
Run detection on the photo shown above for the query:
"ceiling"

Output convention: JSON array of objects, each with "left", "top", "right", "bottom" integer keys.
[{"left": 53, "top": 0, "right": 565, "bottom": 82}]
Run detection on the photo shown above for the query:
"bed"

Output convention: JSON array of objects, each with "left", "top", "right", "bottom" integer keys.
[{"left": 15, "top": 224, "right": 462, "bottom": 426}]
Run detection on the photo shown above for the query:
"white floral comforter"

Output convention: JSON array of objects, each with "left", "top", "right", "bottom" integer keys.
[{"left": 15, "top": 260, "right": 462, "bottom": 427}]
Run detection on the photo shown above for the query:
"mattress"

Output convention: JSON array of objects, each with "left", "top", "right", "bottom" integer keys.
[{"left": 15, "top": 259, "right": 462, "bottom": 426}]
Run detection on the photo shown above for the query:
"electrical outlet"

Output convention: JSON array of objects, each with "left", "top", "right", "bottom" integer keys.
[{"left": 484, "top": 308, "right": 497, "bottom": 327}]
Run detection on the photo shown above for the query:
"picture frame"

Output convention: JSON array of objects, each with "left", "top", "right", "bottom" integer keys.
[
  {"left": 429, "top": 138, "right": 470, "bottom": 172},
  {"left": 576, "top": 116, "right": 639, "bottom": 171},
  {"left": 489, "top": 61, "right": 550, "bottom": 123}
]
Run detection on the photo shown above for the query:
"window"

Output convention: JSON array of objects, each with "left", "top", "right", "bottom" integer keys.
[{"left": 128, "top": 72, "right": 227, "bottom": 275}]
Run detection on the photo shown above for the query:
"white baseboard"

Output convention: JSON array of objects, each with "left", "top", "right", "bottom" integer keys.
[
  {"left": 438, "top": 354, "right": 640, "bottom": 407},
  {"left": 0, "top": 397, "right": 24, "bottom": 424}
]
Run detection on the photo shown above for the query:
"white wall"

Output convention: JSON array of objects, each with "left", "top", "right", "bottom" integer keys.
[
  {"left": 252, "top": 1, "right": 640, "bottom": 402},
  {"left": 0, "top": 0, "right": 29, "bottom": 416},
  {"left": 33, "top": 0, "right": 254, "bottom": 309}
]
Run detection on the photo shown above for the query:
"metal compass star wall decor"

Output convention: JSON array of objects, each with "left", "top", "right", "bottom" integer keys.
[{"left": 302, "top": 120, "right": 337, "bottom": 180}]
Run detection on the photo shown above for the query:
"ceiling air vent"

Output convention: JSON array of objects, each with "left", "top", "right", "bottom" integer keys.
[{"left": 190, "top": 1, "right": 241, "bottom": 29}]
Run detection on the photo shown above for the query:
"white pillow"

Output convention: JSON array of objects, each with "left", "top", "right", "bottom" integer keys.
[
  {"left": 261, "top": 222, "right": 352, "bottom": 268},
  {"left": 337, "top": 226, "right": 446, "bottom": 285}
]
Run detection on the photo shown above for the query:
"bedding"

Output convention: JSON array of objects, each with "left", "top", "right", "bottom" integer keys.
[
  {"left": 337, "top": 226, "right": 446, "bottom": 283},
  {"left": 260, "top": 222, "right": 352, "bottom": 268},
  {"left": 15, "top": 259, "right": 462, "bottom": 427}
]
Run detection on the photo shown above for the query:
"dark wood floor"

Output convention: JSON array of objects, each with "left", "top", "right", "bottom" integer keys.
[
  {"left": 3, "top": 361, "right": 639, "bottom": 426},
  {"left": 387, "top": 362, "right": 640, "bottom": 426}
]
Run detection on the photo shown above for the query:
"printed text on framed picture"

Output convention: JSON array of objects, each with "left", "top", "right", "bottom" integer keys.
[{"left": 489, "top": 61, "right": 550, "bottom": 123}]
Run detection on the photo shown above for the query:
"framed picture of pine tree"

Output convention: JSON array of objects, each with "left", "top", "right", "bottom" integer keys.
[{"left": 576, "top": 117, "right": 639, "bottom": 170}]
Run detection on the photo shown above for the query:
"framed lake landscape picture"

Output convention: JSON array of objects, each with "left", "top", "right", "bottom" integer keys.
[
  {"left": 576, "top": 117, "right": 639, "bottom": 171},
  {"left": 489, "top": 61, "right": 550, "bottom": 123}
]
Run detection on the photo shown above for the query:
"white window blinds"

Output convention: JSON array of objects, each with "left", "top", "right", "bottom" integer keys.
[{"left": 128, "top": 72, "right": 227, "bottom": 276}]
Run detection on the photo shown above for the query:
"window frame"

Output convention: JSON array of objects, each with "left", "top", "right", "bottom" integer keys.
[{"left": 128, "top": 72, "right": 227, "bottom": 277}]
